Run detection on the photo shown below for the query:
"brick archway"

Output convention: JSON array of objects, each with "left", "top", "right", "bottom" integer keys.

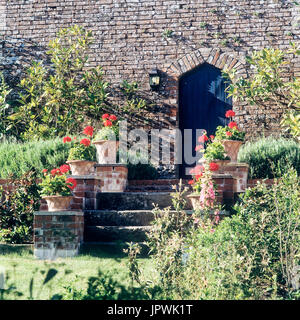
[
  {"left": 161, "top": 48, "right": 247, "bottom": 178},
  {"left": 162, "top": 48, "right": 247, "bottom": 125}
]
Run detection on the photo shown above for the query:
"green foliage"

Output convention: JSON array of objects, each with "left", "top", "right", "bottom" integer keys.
[
  {"left": 238, "top": 136, "right": 300, "bottom": 178},
  {"left": 0, "top": 171, "right": 41, "bottom": 244},
  {"left": 39, "top": 173, "right": 72, "bottom": 197},
  {"left": 186, "top": 168, "right": 300, "bottom": 299},
  {"left": 8, "top": 25, "right": 109, "bottom": 141},
  {"left": 223, "top": 44, "right": 300, "bottom": 141},
  {"left": 0, "top": 73, "right": 12, "bottom": 139},
  {"left": 281, "top": 109, "right": 300, "bottom": 142},
  {"left": 68, "top": 143, "right": 96, "bottom": 161},
  {"left": 145, "top": 183, "right": 193, "bottom": 298},
  {"left": 215, "top": 125, "right": 245, "bottom": 141},
  {"left": 204, "top": 140, "right": 229, "bottom": 161},
  {"left": 120, "top": 80, "right": 148, "bottom": 114},
  {"left": 127, "top": 162, "right": 159, "bottom": 180},
  {"left": 162, "top": 29, "right": 174, "bottom": 39},
  {"left": 0, "top": 138, "right": 71, "bottom": 179},
  {"left": 93, "top": 126, "right": 119, "bottom": 141}
]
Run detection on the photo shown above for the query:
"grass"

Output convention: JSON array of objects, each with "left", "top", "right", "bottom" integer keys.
[{"left": 0, "top": 244, "right": 155, "bottom": 300}]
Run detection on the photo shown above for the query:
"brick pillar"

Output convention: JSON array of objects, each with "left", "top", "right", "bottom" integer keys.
[
  {"left": 213, "top": 174, "right": 235, "bottom": 206},
  {"left": 33, "top": 211, "right": 84, "bottom": 260},
  {"left": 94, "top": 164, "right": 128, "bottom": 192},
  {"left": 68, "top": 175, "right": 102, "bottom": 210},
  {"left": 220, "top": 163, "right": 249, "bottom": 193}
]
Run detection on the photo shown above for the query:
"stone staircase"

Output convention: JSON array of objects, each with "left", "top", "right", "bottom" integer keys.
[{"left": 84, "top": 191, "right": 192, "bottom": 244}]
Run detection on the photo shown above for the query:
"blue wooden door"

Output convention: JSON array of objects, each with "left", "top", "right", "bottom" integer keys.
[{"left": 179, "top": 63, "right": 232, "bottom": 178}]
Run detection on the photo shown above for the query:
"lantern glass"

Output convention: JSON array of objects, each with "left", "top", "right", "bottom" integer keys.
[{"left": 149, "top": 69, "right": 160, "bottom": 90}]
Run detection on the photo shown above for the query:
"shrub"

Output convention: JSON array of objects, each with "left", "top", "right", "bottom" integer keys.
[
  {"left": 8, "top": 25, "right": 109, "bottom": 140},
  {"left": 238, "top": 136, "right": 300, "bottom": 178},
  {"left": 127, "top": 162, "right": 159, "bottom": 180},
  {"left": 183, "top": 168, "right": 300, "bottom": 299},
  {"left": 0, "top": 171, "right": 41, "bottom": 244},
  {"left": 0, "top": 138, "right": 71, "bottom": 179}
]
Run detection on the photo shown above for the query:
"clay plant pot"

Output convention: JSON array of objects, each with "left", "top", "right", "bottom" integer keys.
[
  {"left": 187, "top": 194, "right": 224, "bottom": 211},
  {"left": 66, "top": 160, "right": 96, "bottom": 176},
  {"left": 221, "top": 140, "right": 243, "bottom": 162},
  {"left": 198, "top": 158, "right": 230, "bottom": 174},
  {"left": 187, "top": 194, "right": 202, "bottom": 210},
  {"left": 42, "top": 195, "right": 73, "bottom": 212},
  {"left": 93, "top": 140, "right": 119, "bottom": 164}
]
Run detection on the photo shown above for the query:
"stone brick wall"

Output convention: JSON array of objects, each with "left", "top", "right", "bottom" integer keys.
[{"left": 0, "top": 0, "right": 299, "bottom": 174}]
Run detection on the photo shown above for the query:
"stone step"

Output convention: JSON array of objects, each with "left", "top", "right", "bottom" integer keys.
[
  {"left": 85, "top": 210, "right": 155, "bottom": 226},
  {"left": 96, "top": 192, "right": 193, "bottom": 210},
  {"left": 85, "top": 209, "right": 194, "bottom": 226},
  {"left": 84, "top": 225, "right": 151, "bottom": 242}
]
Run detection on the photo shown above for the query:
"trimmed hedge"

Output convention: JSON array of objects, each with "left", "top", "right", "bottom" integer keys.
[{"left": 238, "top": 136, "right": 300, "bottom": 179}]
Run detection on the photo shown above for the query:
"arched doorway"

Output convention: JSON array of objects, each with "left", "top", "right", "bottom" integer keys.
[{"left": 178, "top": 62, "right": 232, "bottom": 178}]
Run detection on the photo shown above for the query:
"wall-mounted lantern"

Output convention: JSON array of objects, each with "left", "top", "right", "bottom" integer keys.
[{"left": 149, "top": 68, "right": 160, "bottom": 91}]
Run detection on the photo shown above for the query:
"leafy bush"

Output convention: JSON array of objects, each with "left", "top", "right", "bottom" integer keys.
[
  {"left": 8, "top": 25, "right": 109, "bottom": 140},
  {"left": 127, "top": 162, "right": 159, "bottom": 180},
  {"left": 68, "top": 143, "right": 96, "bottom": 161},
  {"left": 204, "top": 141, "right": 229, "bottom": 161},
  {"left": 0, "top": 171, "right": 41, "bottom": 244},
  {"left": 238, "top": 136, "right": 300, "bottom": 178},
  {"left": 0, "top": 138, "right": 71, "bottom": 179},
  {"left": 125, "top": 170, "right": 299, "bottom": 300}
]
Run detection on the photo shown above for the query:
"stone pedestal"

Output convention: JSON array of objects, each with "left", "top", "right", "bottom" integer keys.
[
  {"left": 94, "top": 164, "right": 128, "bottom": 192},
  {"left": 33, "top": 211, "right": 84, "bottom": 260}
]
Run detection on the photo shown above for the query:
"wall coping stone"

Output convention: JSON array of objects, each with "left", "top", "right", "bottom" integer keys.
[
  {"left": 94, "top": 164, "right": 127, "bottom": 168},
  {"left": 34, "top": 210, "right": 84, "bottom": 216},
  {"left": 67, "top": 175, "right": 100, "bottom": 180}
]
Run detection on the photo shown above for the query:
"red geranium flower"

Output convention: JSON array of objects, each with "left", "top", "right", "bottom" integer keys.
[
  {"left": 83, "top": 126, "right": 94, "bottom": 137},
  {"left": 80, "top": 138, "right": 91, "bottom": 147},
  {"left": 51, "top": 168, "right": 61, "bottom": 176},
  {"left": 102, "top": 114, "right": 109, "bottom": 120},
  {"left": 228, "top": 121, "right": 238, "bottom": 129},
  {"left": 210, "top": 135, "right": 215, "bottom": 140},
  {"left": 63, "top": 136, "right": 72, "bottom": 143},
  {"left": 188, "top": 180, "right": 194, "bottom": 185},
  {"left": 66, "top": 177, "right": 77, "bottom": 190},
  {"left": 225, "top": 110, "right": 235, "bottom": 118},
  {"left": 209, "top": 162, "right": 219, "bottom": 172},
  {"left": 226, "top": 131, "right": 233, "bottom": 137},
  {"left": 109, "top": 115, "right": 117, "bottom": 121},
  {"left": 104, "top": 120, "right": 113, "bottom": 127},
  {"left": 198, "top": 135, "right": 209, "bottom": 143},
  {"left": 42, "top": 169, "right": 47, "bottom": 173},
  {"left": 195, "top": 144, "right": 204, "bottom": 151},
  {"left": 59, "top": 164, "right": 71, "bottom": 174},
  {"left": 195, "top": 173, "right": 203, "bottom": 180}
]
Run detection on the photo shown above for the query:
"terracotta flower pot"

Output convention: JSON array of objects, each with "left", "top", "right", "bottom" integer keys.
[
  {"left": 43, "top": 195, "right": 73, "bottom": 212},
  {"left": 187, "top": 193, "right": 223, "bottom": 211},
  {"left": 221, "top": 140, "right": 243, "bottom": 162},
  {"left": 187, "top": 194, "right": 202, "bottom": 210},
  {"left": 198, "top": 158, "right": 230, "bottom": 173},
  {"left": 66, "top": 160, "right": 96, "bottom": 175},
  {"left": 93, "top": 140, "right": 119, "bottom": 164}
]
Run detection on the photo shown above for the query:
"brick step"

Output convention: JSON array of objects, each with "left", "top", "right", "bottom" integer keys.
[
  {"left": 85, "top": 209, "right": 194, "bottom": 226},
  {"left": 84, "top": 225, "right": 151, "bottom": 242},
  {"left": 96, "top": 192, "right": 193, "bottom": 210}
]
